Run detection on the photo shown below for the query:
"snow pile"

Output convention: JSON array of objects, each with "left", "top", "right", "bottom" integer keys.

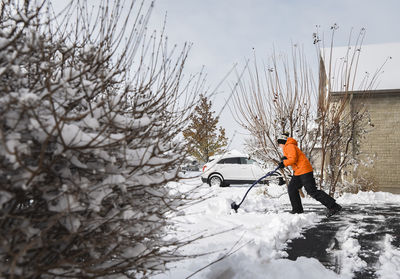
[
  {"left": 337, "top": 191, "right": 400, "bottom": 205},
  {"left": 330, "top": 225, "right": 367, "bottom": 277},
  {"left": 155, "top": 179, "right": 341, "bottom": 278},
  {"left": 206, "top": 256, "right": 339, "bottom": 279},
  {"left": 155, "top": 177, "right": 400, "bottom": 279},
  {"left": 377, "top": 234, "right": 400, "bottom": 279}
]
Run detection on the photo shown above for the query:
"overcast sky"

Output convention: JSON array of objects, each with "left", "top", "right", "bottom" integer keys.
[
  {"left": 53, "top": 0, "right": 400, "bottom": 150},
  {"left": 147, "top": 0, "right": 400, "bottom": 150}
]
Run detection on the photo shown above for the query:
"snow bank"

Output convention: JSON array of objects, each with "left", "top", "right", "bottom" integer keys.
[
  {"left": 329, "top": 225, "right": 367, "bottom": 277},
  {"left": 377, "top": 234, "right": 400, "bottom": 279},
  {"left": 155, "top": 178, "right": 331, "bottom": 279},
  {"left": 206, "top": 256, "right": 339, "bottom": 279},
  {"left": 337, "top": 191, "right": 400, "bottom": 205},
  {"left": 155, "top": 176, "right": 400, "bottom": 279}
]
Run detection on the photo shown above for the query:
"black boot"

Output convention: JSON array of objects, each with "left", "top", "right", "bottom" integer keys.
[{"left": 326, "top": 204, "right": 342, "bottom": 217}]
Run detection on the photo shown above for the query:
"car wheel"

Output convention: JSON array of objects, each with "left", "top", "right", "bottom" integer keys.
[{"left": 209, "top": 175, "right": 223, "bottom": 187}]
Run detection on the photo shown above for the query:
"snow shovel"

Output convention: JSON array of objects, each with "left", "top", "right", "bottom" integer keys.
[{"left": 231, "top": 166, "right": 280, "bottom": 213}]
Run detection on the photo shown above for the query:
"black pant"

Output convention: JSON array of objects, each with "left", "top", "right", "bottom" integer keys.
[{"left": 288, "top": 172, "right": 336, "bottom": 212}]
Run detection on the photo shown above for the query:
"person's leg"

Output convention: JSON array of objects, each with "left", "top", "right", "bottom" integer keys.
[
  {"left": 301, "top": 172, "right": 336, "bottom": 209},
  {"left": 288, "top": 175, "right": 303, "bottom": 213}
]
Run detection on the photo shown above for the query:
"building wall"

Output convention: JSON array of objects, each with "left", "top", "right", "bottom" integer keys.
[{"left": 351, "top": 92, "right": 400, "bottom": 193}]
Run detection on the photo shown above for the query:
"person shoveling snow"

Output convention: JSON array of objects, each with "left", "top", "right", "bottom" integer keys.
[{"left": 277, "top": 132, "right": 342, "bottom": 217}]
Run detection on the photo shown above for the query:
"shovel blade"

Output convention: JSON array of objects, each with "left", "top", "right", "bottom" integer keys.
[{"left": 231, "top": 202, "right": 239, "bottom": 212}]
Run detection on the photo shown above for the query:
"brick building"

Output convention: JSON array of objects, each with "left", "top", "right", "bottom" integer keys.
[
  {"left": 325, "top": 43, "right": 400, "bottom": 193},
  {"left": 332, "top": 89, "right": 400, "bottom": 193}
]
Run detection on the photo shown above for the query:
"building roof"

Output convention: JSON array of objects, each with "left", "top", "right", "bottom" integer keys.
[
  {"left": 322, "top": 42, "right": 400, "bottom": 91},
  {"left": 331, "top": 88, "right": 400, "bottom": 97}
]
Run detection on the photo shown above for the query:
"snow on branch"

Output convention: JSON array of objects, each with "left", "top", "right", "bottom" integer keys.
[{"left": 0, "top": 1, "right": 204, "bottom": 278}]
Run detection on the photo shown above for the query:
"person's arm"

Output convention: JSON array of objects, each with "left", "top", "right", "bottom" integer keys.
[{"left": 283, "top": 145, "right": 298, "bottom": 167}]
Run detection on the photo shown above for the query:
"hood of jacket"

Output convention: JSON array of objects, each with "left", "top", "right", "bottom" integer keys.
[{"left": 285, "top": 137, "right": 298, "bottom": 146}]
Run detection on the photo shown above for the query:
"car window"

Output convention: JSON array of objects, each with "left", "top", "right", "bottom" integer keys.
[
  {"left": 219, "top": 157, "right": 241, "bottom": 164},
  {"left": 240, "top": 157, "right": 255, "bottom": 164}
]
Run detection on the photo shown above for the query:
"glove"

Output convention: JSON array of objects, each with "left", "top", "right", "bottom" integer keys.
[{"left": 278, "top": 161, "right": 285, "bottom": 169}]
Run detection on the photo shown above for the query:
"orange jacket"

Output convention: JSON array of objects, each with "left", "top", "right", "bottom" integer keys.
[{"left": 282, "top": 137, "right": 313, "bottom": 176}]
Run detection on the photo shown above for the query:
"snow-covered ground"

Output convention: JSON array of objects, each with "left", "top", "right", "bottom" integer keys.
[{"left": 153, "top": 173, "right": 400, "bottom": 279}]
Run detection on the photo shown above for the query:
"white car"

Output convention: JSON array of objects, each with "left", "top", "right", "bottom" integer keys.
[{"left": 201, "top": 150, "right": 281, "bottom": 187}]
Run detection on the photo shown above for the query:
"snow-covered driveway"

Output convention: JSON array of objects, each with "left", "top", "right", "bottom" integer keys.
[
  {"left": 153, "top": 174, "right": 400, "bottom": 279},
  {"left": 285, "top": 204, "right": 400, "bottom": 279}
]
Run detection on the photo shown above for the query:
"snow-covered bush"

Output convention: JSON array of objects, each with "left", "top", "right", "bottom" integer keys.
[{"left": 0, "top": 1, "right": 200, "bottom": 278}]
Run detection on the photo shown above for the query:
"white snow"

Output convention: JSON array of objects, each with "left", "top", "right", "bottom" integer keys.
[
  {"left": 337, "top": 191, "right": 400, "bottom": 205},
  {"left": 331, "top": 225, "right": 367, "bottom": 277},
  {"left": 60, "top": 215, "right": 81, "bottom": 233},
  {"left": 377, "top": 234, "right": 400, "bottom": 279},
  {"left": 46, "top": 193, "right": 83, "bottom": 213},
  {"left": 153, "top": 174, "right": 400, "bottom": 279},
  {"left": 61, "top": 124, "right": 84, "bottom": 146},
  {"left": 124, "top": 244, "right": 147, "bottom": 258},
  {"left": 83, "top": 115, "right": 100, "bottom": 130}
]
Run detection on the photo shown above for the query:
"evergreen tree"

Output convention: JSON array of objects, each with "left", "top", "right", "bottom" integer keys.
[{"left": 183, "top": 95, "right": 228, "bottom": 162}]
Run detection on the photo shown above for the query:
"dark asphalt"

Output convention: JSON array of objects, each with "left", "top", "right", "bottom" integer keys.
[{"left": 284, "top": 204, "right": 400, "bottom": 279}]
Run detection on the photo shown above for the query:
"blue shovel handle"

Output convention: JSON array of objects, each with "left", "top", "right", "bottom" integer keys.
[{"left": 231, "top": 166, "right": 280, "bottom": 212}]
